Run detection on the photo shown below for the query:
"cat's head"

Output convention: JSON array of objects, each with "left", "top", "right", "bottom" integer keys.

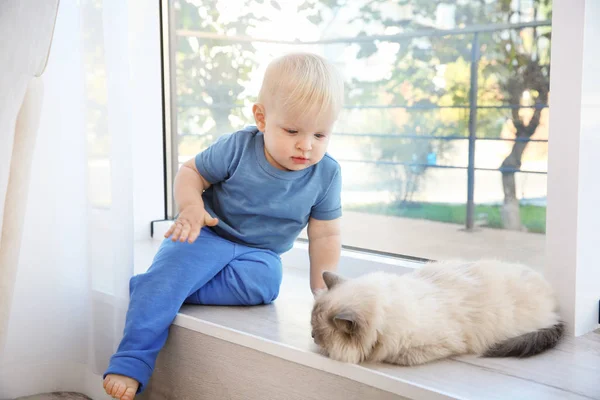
[{"left": 310, "top": 271, "right": 382, "bottom": 364}]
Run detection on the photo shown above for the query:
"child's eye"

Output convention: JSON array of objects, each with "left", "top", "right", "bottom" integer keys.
[
  {"left": 315, "top": 133, "right": 326, "bottom": 139},
  {"left": 285, "top": 129, "right": 298, "bottom": 134}
]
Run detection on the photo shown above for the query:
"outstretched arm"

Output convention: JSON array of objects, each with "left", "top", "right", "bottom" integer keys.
[{"left": 307, "top": 217, "right": 341, "bottom": 296}]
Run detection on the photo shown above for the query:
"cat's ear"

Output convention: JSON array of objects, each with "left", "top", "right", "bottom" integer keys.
[
  {"left": 333, "top": 311, "right": 357, "bottom": 334},
  {"left": 323, "top": 271, "right": 346, "bottom": 290}
]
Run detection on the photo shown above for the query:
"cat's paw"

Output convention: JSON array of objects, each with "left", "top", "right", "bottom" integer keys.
[{"left": 326, "top": 348, "right": 363, "bottom": 364}]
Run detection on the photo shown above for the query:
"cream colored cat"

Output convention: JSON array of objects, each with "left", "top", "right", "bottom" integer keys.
[{"left": 311, "top": 260, "right": 564, "bottom": 366}]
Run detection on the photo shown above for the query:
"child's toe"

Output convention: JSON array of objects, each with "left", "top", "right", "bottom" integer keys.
[
  {"left": 122, "top": 387, "right": 137, "bottom": 400},
  {"left": 114, "top": 383, "right": 127, "bottom": 398},
  {"left": 110, "top": 383, "right": 121, "bottom": 396},
  {"left": 104, "top": 379, "right": 116, "bottom": 395}
]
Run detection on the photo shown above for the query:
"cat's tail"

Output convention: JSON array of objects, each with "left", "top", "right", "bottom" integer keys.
[{"left": 483, "top": 322, "right": 565, "bottom": 358}]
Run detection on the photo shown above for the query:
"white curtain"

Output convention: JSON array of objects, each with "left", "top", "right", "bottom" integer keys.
[
  {"left": 0, "top": 0, "right": 59, "bottom": 354},
  {"left": 0, "top": 1, "right": 141, "bottom": 397}
]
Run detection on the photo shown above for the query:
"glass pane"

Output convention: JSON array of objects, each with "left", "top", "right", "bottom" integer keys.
[{"left": 168, "top": 0, "right": 551, "bottom": 265}]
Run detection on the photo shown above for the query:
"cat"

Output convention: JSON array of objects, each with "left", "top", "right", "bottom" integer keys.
[{"left": 310, "top": 259, "right": 564, "bottom": 366}]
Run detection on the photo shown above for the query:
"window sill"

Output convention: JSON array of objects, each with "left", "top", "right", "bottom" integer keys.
[
  {"left": 139, "top": 226, "right": 600, "bottom": 400},
  {"left": 173, "top": 264, "right": 599, "bottom": 400}
]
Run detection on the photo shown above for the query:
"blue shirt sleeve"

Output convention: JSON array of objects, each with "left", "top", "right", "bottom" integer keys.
[
  {"left": 194, "top": 133, "right": 241, "bottom": 184},
  {"left": 311, "top": 165, "right": 342, "bottom": 220}
]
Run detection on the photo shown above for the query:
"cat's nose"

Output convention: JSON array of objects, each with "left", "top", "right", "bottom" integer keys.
[{"left": 311, "top": 331, "right": 315, "bottom": 338}]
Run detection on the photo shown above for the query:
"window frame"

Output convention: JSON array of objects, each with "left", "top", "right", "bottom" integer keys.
[{"left": 152, "top": 0, "right": 600, "bottom": 337}]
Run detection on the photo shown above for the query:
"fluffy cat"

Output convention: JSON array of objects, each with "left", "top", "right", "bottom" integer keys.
[{"left": 310, "top": 260, "right": 564, "bottom": 366}]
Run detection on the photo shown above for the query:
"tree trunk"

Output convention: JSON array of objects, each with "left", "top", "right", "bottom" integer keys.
[
  {"left": 501, "top": 168, "right": 522, "bottom": 231},
  {"left": 211, "top": 107, "right": 233, "bottom": 135},
  {"left": 499, "top": 57, "right": 548, "bottom": 231},
  {"left": 500, "top": 130, "right": 532, "bottom": 231}
]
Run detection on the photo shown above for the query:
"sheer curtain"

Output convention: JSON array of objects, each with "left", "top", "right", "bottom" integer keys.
[
  {"left": 0, "top": 0, "right": 59, "bottom": 355},
  {"left": 0, "top": 1, "right": 163, "bottom": 398}
]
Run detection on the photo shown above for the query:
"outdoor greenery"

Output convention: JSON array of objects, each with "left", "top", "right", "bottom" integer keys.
[
  {"left": 172, "top": 0, "right": 551, "bottom": 233},
  {"left": 346, "top": 202, "right": 546, "bottom": 233}
]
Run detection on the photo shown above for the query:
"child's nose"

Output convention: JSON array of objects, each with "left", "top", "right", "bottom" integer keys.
[{"left": 297, "top": 137, "right": 312, "bottom": 151}]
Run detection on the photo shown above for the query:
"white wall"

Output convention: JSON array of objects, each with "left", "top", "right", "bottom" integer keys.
[{"left": 546, "top": 0, "right": 600, "bottom": 336}]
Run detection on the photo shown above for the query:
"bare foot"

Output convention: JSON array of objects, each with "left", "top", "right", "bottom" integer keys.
[{"left": 103, "top": 374, "right": 139, "bottom": 400}]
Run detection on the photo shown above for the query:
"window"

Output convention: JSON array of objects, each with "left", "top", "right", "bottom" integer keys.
[{"left": 164, "top": 0, "right": 552, "bottom": 269}]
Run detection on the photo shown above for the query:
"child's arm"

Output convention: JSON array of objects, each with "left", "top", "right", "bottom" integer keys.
[
  {"left": 164, "top": 158, "right": 218, "bottom": 243},
  {"left": 175, "top": 158, "right": 211, "bottom": 209},
  {"left": 307, "top": 217, "right": 341, "bottom": 296}
]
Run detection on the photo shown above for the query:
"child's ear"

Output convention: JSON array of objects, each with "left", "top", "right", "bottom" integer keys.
[{"left": 252, "top": 103, "right": 266, "bottom": 131}]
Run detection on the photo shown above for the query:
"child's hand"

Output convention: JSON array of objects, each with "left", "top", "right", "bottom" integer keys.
[{"left": 164, "top": 204, "right": 219, "bottom": 243}]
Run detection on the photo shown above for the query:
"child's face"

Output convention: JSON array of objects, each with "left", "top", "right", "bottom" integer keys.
[{"left": 253, "top": 103, "right": 337, "bottom": 171}]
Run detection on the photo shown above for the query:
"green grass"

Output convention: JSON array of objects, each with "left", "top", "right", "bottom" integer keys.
[{"left": 345, "top": 202, "right": 546, "bottom": 234}]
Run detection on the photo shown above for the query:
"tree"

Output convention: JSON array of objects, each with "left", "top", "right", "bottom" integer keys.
[
  {"left": 173, "top": 0, "right": 265, "bottom": 153},
  {"left": 173, "top": 0, "right": 552, "bottom": 230},
  {"left": 337, "top": 0, "right": 551, "bottom": 229},
  {"left": 491, "top": 1, "right": 551, "bottom": 230}
]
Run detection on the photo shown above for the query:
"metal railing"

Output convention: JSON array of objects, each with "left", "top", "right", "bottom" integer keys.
[{"left": 170, "top": 19, "right": 551, "bottom": 229}]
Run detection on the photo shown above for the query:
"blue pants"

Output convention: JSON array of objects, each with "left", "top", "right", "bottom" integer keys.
[{"left": 103, "top": 227, "right": 282, "bottom": 392}]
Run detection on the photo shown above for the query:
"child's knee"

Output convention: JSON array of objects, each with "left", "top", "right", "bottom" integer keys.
[
  {"left": 264, "top": 285, "right": 280, "bottom": 304},
  {"left": 262, "top": 254, "right": 282, "bottom": 293},
  {"left": 235, "top": 270, "right": 280, "bottom": 305},
  {"left": 227, "top": 250, "right": 282, "bottom": 304},
  {"left": 254, "top": 257, "right": 282, "bottom": 304},
  {"left": 247, "top": 282, "right": 280, "bottom": 305}
]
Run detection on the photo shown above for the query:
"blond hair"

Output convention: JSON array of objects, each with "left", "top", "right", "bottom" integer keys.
[{"left": 257, "top": 52, "right": 344, "bottom": 118}]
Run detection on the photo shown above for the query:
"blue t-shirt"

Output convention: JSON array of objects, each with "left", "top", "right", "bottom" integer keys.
[{"left": 195, "top": 126, "right": 342, "bottom": 254}]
